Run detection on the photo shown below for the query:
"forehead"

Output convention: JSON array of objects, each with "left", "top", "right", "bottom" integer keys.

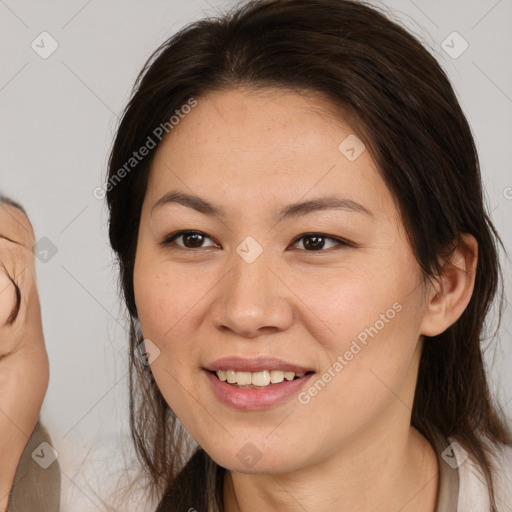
[
  {"left": 154, "top": 87, "right": 357, "bottom": 160},
  {"left": 145, "top": 87, "right": 394, "bottom": 221}
]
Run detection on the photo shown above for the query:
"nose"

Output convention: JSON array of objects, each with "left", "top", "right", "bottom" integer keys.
[{"left": 210, "top": 248, "right": 295, "bottom": 338}]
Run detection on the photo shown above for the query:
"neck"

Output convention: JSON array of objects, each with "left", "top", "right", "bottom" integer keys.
[{"left": 223, "top": 425, "right": 439, "bottom": 512}]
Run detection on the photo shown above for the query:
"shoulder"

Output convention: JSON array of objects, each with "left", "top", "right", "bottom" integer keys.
[
  {"left": 9, "top": 421, "right": 61, "bottom": 512},
  {"left": 450, "top": 436, "right": 512, "bottom": 512},
  {"left": 490, "top": 441, "right": 512, "bottom": 509}
]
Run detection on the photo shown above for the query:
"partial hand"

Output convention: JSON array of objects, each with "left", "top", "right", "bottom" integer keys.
[{"left": 0, "top": 198, "right": 49, "bottom": 511}]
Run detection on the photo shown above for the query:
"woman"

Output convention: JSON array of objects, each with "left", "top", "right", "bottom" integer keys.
[{"left": 105, "top": 0, "right": 512, "bottom": 510}]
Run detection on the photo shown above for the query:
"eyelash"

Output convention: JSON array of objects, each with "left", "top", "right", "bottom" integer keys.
[{"left": 159, "top": 230, "right": 353, "bottom": 252}]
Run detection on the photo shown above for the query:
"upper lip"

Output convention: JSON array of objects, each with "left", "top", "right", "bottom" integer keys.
[{"left": 205, "top": 356, "right": 314, "bottom": 373}]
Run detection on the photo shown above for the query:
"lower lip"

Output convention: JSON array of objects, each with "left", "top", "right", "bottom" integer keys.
[{"left": 204, "top": 370, "right": 314, "bottom": 410}]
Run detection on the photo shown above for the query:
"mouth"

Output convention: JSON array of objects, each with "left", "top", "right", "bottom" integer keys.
[
  {"left": 203, "top": 357, "right": 316, "bottom": 409},
  {"left": 208, "top": 369, "right": 315, "bottom": 389},
  {"left": 204, "top": 367, "right": 315, "bottom": 410}
]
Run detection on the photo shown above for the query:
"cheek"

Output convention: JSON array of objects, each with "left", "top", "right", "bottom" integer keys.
[
  {"left": 134, "top": 259, "right": 201, "bottom": 337},
  {"left": 294, "top": 258, "right": 420, "bottom": 351},
  {"left": 133, "top": 264, "right": 198, "bottom": 419},
  {"left": 133, "top": 258, "right": 218, "bottom": 382},
  {"left": 295, "top": 259, "right": 425, "bottom": 410}
]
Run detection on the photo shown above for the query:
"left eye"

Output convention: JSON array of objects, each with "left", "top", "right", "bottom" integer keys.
[
  {"left": 160, "top": 231, "right": 350, "bottom": 251},
  {"left": 290, "top": 233, "right": 350, "bottom": 251}
]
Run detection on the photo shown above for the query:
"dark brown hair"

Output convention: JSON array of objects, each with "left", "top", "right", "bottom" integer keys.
[{"left": 106, "top": 0, "right": 511, "bottom": 510}]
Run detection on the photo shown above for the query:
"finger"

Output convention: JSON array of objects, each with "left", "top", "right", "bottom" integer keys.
[
  {"left": 0, "top": 198, "right": 35, "bottom": 251},
  {"left": 0, "top": 200, "right": 37, "bottom": 336},
  {"left": 0, "top": 245, "right": 35, "bottom": 338},
  {"left": 0, "top": 263, "right": 21, "bottom": 327},
  {"left": 0, "top": 265, "right": 18, "bottom": 331},
  {"left": 0, "top": 195, "right": 27, "bottom": 215}
]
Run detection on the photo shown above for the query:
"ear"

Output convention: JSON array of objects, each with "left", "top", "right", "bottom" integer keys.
[{"left": 420, "top": 234, "right": 478, "bottom": 337}]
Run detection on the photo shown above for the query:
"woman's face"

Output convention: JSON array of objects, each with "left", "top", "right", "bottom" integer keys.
[{"left": 133, "top": 87, "right": 432, "bottom": 473}]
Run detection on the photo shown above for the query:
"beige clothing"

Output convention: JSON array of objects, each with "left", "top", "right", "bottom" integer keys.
[
  {"left": 7, "top": 421, "right": 60, "bottom": 511},
  {"left": 431, "top": 428, "right": 512, "bottom": 512},
  {"left": 431, "top": 428, "right": 460, "bottom": 511}
]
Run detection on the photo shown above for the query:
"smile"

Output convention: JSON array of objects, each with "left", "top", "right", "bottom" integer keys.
[
  {"left": 205, "top": 369, "right": 315, "bottom": 410},
  {"left": 215, "top": 369, "right": 309, "bottom": 388}
]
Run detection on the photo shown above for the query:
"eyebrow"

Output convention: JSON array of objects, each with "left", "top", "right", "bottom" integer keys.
[{"left": 151, "top": 190, "right": 374, "bottom": 221}]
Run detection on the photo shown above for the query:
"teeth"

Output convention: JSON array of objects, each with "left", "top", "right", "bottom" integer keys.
[
  {"left": 252, "top": 370, "right": 270, "bottom": 386},
  {"left": 270, "top": 370, "right": 284, "bottom": 383},
  {"left": 215, "top": 369, "right": 307, "bottom": 387},
  {"left": 236, "top": 371, "right": 252, "bottom": 386}
]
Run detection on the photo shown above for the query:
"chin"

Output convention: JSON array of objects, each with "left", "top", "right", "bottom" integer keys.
[{"left": 205, "top": 442, "right": 306, "bottom": 475}]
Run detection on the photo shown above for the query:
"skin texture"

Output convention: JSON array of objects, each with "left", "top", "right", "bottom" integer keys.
[
  {"left": 0, "top": 202, "right": 49, "bottom": 511},
  {"left": 133, "top": 88, "right": 478, "bottom": 512}
]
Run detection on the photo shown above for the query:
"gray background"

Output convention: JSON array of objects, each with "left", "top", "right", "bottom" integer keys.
[{"left": 1, "top": 0, "right": 511, "bottom": 509}]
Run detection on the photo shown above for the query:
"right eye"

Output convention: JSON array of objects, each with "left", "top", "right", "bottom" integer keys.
[{"left": 160, "top": 230, "right": 219, "bottom": 250}]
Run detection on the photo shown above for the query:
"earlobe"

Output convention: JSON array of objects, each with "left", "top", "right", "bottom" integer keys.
[{"left": 420, "top": 234, "right": 478, "bottom": 337}]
